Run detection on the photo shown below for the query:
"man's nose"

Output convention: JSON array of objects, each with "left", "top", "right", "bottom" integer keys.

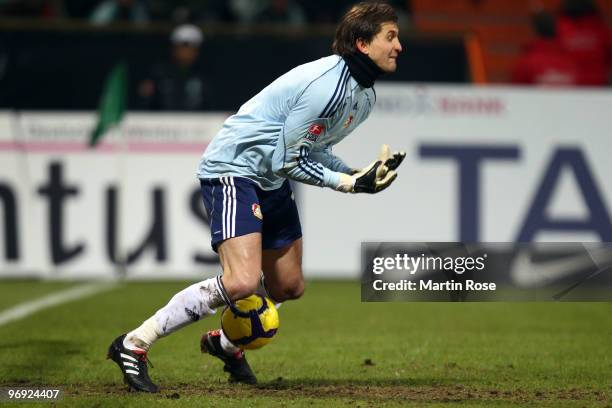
[{"left": 394, "top": 39, "right": 403, "bottom": 53}]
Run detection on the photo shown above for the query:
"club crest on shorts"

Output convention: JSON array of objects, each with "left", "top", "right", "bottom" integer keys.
[
  {"left": 252, "top": 203, "right": 263, "bottom": 220},
  {"left": 306, "top": 123, "right": 324, "bottom": 142}
]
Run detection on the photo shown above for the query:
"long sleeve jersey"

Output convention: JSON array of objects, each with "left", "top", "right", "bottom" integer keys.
[{"left": 197, "top": 55, "right": 376, "bottom": 191}]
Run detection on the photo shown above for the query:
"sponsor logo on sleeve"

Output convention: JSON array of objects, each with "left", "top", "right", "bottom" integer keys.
[
  {"left": 343, "top": 114, "right": 354, "bottom": 128},
  {"left": 306, "top": 123, "right": 325, "bottom": 142}
]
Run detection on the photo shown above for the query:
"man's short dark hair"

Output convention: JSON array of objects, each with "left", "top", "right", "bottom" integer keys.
[{"left": 332, "top": 2, "right": 398, "bottom": 57}]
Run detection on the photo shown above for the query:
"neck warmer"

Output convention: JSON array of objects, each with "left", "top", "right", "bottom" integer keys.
[{"left": 342, "top": 51, "right": 384, "bottom": 88}]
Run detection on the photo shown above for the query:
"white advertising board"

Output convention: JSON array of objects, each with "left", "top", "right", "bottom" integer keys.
[
  {"left": 0, "top": 85, "right": 611, "bottom": 278},
  {"left": 302, "top": 85, "right": 612, "bottom": 276},
  {"left": 0, "top": 112, "right": 226, "bottom": 278}
]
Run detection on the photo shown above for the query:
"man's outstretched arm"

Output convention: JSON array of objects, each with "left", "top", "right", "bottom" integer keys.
[
  {"left": 271, "top": 77, "right": 346, "bottom": 189},
  {"left": 308, "top": 145, "right": 354, "bottom": 175}
]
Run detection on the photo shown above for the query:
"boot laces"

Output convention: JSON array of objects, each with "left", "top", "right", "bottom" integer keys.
[{"left": 133, "top": 350, "right": 154, "bottom": 369}]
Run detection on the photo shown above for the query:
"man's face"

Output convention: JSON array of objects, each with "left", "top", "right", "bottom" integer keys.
[
  {"left": 173, "top": 44, "right": 199, "bottom": 67},
  {"left": 360, "top": 22, "right": 402, "bottom": 73}
]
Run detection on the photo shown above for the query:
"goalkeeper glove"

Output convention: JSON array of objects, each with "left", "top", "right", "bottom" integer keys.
[
  {"left": 352, "top": 144, "right": 406, "bottom": 177},
  {"left": 336, "top": 161, "right": 397, "bottom": 193},
  {"left": 380, "top": 144, "right": 406, "bottom": 171}
]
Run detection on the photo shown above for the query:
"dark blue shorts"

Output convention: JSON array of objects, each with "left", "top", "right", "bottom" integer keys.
[{"left": 200, "top": 177, "right": 302, "bottom": 252}]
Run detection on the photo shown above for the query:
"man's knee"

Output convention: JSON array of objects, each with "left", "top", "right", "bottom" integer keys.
[
  {"left": 288, "top": 279, "right": 305, "bottom": 300},
  {"left": 223, "top": 272, "right": 261, "bottom": 301},
  {"left": 269, "top": 278, "right": 305, "bottom": 302},
  {"left": 217, "top": 233, "right": 263, "bottom": 301}
]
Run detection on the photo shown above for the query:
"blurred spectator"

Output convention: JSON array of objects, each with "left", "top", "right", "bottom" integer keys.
[
  {"left": 299, "top": 0, "right": 411, "bottom": 26},
  {"left": 90, "top": 0, "right": 149, "bottom": 25},
  {"left": 299, "top": 0, "right": 353, "bottom": 24},
  {"left": 228, "top": 0, "right": 267, "bottom": 23},
  {"left": 556, "top": 0, "right": 611, "bottom": 85},
  {"left": 0, "top": 0, "right": 63, "bottom": 18},
  {"left": 136, "top": 24, "right": 211, "bottom": 111},
  {"left": 257, "top": 0, "right": 306, "bottom": 26},
  {"left": 63, "top": 0, "right": 100, "bottom": 19},
  {"left": 146, "top": 0, "right": 207, "bottom": 24},
  {"left": 512, "top": 11, "right": 579, "bottom": 86}
]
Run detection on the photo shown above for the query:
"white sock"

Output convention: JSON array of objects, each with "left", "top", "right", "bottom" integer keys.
[
  {"left": 124, "top": 316, "right": 160, "bottom": 351},
  {"left": 219, "top": 329, "right": 241, "bottom": 355},
  {"left": 124, "top": 277, "right": 230, "bottom": 351}
]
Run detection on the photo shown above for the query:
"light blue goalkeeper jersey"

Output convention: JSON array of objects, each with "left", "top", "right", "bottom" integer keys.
[{"left": 197, "top": 55, "right": 376, "bottom": 191}]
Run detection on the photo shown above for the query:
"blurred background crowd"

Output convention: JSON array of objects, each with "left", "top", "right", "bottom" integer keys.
[
  {"left": 0, "top": 0, "right": 610, "bottom": 112},
  {"left": 0, "top": 0, "right": 410, "bottom": 25}
]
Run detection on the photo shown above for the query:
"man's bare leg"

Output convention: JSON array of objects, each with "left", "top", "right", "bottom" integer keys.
[
  {"left": 124, "top": 233, "right": 262, "bottom": 351},
  {"left": 213, "top": 237, "right": 304, "bottom": 358},
  {"left": 198, "top": 233, "right": 263, "bottom": 384},
  {"left": 261, "top": 238, "right": 305, "bottom": 303}
]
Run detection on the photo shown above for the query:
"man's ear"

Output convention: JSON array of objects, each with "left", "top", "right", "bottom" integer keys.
[{"left": 355, "top": 38, "right": 369, "bottom": 54}]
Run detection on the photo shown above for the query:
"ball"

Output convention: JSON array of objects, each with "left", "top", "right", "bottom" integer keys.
[{"left": 221, "top": 294, "right": 279, "bottom": 350}]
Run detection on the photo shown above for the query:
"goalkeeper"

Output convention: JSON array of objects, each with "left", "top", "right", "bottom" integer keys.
[{"left": 108, "top": 1, "right": 405, "bottom": 392}]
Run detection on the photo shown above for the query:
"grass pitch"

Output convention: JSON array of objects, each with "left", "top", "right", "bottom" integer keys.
[{"left": 0, "top": 280, "right": 610, "bottom": 407}]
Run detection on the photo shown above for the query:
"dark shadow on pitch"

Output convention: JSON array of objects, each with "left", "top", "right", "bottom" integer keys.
[{"left": 256, "top": 376, "right": 475, "bottom": 389}]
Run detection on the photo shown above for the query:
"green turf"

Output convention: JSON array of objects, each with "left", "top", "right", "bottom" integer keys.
[
  {"left": 0, "top": 281, "right": 77, "bottom": 311},
  {"left": 0, "top": 281, "right": 610, "bottom": 407}
]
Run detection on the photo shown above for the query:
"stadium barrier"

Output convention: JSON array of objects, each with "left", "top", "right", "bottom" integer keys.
[{"left": 1, "top": 85, "right": 611, "bottom": 278}]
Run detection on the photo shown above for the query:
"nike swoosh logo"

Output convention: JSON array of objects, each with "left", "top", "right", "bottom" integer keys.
[{"left": 510, "top": 246, "right": 612, "bottom": 288}]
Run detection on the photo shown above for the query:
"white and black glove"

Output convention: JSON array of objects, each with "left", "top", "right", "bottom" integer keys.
[
  {"left": 336, "top": 161, "right": 397, "bottom": 193},
  {"left": 374, "top": 144, "right": 406, "bottom": 173},
  {"left": 336, "top": 145, "right": 405, "bottom": 194}
]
